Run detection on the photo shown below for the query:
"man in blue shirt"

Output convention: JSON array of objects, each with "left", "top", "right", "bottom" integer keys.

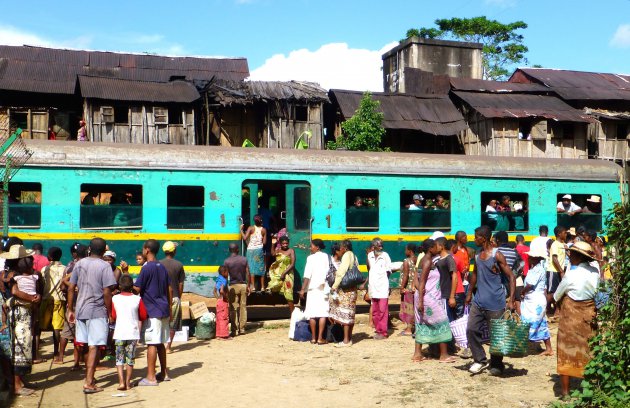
[{"left": 134, "top": 239, "right": 172, "bottom": 386}]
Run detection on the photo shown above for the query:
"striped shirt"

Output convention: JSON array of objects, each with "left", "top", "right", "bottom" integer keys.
[{"left": 497, "top": 245, "right": 520, "bottom": 271}]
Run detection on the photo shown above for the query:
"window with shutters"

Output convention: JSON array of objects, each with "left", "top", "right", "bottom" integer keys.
[
  {"left": 153, "top": 107, "right": 168, "bottom": 124},
  {"left": 101, "top": 106, "right": 114, "bottom": 123}
]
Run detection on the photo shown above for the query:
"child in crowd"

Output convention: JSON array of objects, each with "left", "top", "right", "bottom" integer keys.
[
  {"left": 214, "top": 266, "right": 230, "bottom": 340},
  {"left": 111, "top": 274, "right": 147, "bottom": 390}
]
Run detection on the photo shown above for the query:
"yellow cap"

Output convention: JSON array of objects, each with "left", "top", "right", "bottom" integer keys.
[{"left": 162, "top": 241, "right": 178, "bottom": 253}]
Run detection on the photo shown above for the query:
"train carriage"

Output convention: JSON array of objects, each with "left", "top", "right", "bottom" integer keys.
[{"left": 3, "top": 140, "right": 623, "bottom": 297}]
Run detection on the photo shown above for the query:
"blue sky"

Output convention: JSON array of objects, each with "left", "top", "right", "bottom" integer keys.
[{"left": 1, "top": 0, "right": 629, "bottom": 90}]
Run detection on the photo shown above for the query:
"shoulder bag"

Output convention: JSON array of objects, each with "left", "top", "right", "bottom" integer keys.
[
  {"left": 326, "top": 255, "right": 336, "bottom": 287},
  {"left": 340, "top": 255, "right": 365, "bottom": 289}
]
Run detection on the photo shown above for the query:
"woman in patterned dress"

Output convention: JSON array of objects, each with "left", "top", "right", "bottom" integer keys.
[
  {"left": 412, "top": 239, "right": 455, "bottom": 362},
  {"left": 399, "top": 243, "right": 417, "bottom": 336}
]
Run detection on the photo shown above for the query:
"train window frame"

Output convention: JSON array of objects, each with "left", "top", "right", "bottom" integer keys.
[
  {"left": 79, "top": 184, "right": 143, "bottom": 230},
  {"left": 1, "top": 182, "right": 42, "bottom": 229},
  {"left": 346, "top": 189, "right": 379, "bottom": 231},
  {"left": 399, "top": 190, "right": 451, "bottom": 231},
  {"left": 166, "top": 185, "right": 204, "bottom": 230},
  {"left": 556, "top": 193, "right": 602, "bottom": 232},
  {"left": 481, "top": 192, "right": 529, "bottom": 232}
]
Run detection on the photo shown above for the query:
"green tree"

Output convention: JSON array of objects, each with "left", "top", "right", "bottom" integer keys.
[
  {"left": 327, "top": 92, "right": 387, "bottom": 152},
  {"left": 404, "top": 16, "right": 529, "bottom": 80}
]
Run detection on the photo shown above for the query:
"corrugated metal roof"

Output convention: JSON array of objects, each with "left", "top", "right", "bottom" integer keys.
[
  {"left": 510, "top": 68, "right": 630, "bottom": 101},
  {"left": 0, "top": 45, "right": 249, "bottom": 95},
  {"left": 78, "top": 76, "right": 200, "bottom": 103},
  {"left": 329, "top": 90, "right": 467, "bottom": 136},
  {"left": 450, "top": 78, "right": 548, "bottom": 93},
  {"left": 453, "top": 91, "right": 592, "bottom": 122}
]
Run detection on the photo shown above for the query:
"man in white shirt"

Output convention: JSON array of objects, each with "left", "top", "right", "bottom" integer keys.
[
  {"left": 406, "top": 194, "right": 424, "bottom": 210},
  {"left": 365, "top": 238, "right": 391, "bottom": 340},
  {"left": 557, "top": 194, "right": 581, "bottom": 215}
]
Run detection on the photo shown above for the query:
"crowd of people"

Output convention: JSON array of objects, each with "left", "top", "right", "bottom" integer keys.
[
  {"left": 0, "top": 237, "right": 186, "bottom": 396},
  {"left": 0, "top": 215, "right": 610, "bottom": 399}
]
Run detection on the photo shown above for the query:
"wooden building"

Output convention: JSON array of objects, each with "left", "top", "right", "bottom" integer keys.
[
  {"left": 328, "top": 89, "right": 468, "bottom": 153},
  {"left": 0, "top": 45, "right": 249, "bottom": 144},
  {"left": 510, "top": 68, "right": 630, "bottom": 166},
  {"left": 201, "top": 80, "right": 329, "bottom": 148},
  {"left": 450, "top": 78, "right": 593, "bottom": 158}
]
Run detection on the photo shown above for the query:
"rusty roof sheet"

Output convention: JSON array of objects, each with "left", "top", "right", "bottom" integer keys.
[
  {"left": 511, "top": 68, "right": 630, "bottom": 101},
  {"left": 450, "top": 78, "right": 548, "bottom": 93},
  {"left": 452, "top": 91, "right": 592, "bottom": 122},
  {"left": 329, "top": 90, "right": 467, "bottom": 136},
  {"left": 78, "top": 76, "right": 200, "bottom": 103},
  {"left": 0, "top": 45, "right": 249, "bottom": 95}
]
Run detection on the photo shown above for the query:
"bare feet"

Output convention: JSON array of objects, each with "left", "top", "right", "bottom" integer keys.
[
  {"left": 53, "top": 358, "right": 64, "bottom": 365},
  {"left": 540, "top": 350, "right": 554, "bottom": 356},
  {"left": 117, "top": 384, "right": 127, "bottom": 391},
  {"left": 411, "top": 354, "right": 426, "bottom": 362}
]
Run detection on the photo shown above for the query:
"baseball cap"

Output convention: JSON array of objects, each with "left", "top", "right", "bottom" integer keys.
[
  {"left": 104, "top": 250, "right": 117, "bottom": 259},
  {"left": 429, "top": 231, "right": 445, "bottom": 240},
  {"left": 412, "top": 194, "right": 424, "bottom": 201},
  {"left": 162, "top": 241, "right": 178, "bottom": 253},
  {"left": 562, "top": 194, "right": 572, "bottom": 200}
]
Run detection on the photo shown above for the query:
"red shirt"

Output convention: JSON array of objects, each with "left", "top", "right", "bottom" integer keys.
[
  {"left": 453, "top": 247, "right": 469, "bottom": 294},
  {"left": 515, "top": 243, "right": 530, "bottom": 276},
  {"left": 33, "top": 254, "right": 50, "bottom": 273}
]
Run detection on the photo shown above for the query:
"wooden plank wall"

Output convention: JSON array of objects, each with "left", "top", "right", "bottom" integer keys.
[
  {"left": 596, "top": 119, "right": 629, "bottom": 162},
  {"left": 87, "top": 101, "right": 195, "bottom": 145}
]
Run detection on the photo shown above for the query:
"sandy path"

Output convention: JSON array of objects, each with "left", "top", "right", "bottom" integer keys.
[{"left": 10, "top": 317, "right": 561, "bottom": 408}]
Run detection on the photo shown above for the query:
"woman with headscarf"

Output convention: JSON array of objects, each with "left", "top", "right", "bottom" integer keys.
[
  {"left": 0, "top": 245, "right": 40, "bottom": 396},
  {"left": 329, "top": 240, "right": 359, "bottom": 347},
  {"left": 299, "top": 239, "right": 330, "bottom": 344},
  {"left": 241, "top": 214, "right": 267, "bottom": 292},
  {"left": 269, "top": 235, "right": 296, "bottom": 313},
  {"left": 520, "top": 244, "right": 553, "bottom": 356},
  {"left": 554, "top": 241, "right": 600, "bottom": 398}
]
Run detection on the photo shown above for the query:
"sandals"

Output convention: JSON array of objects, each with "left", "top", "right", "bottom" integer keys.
[
  {"left": 439, "top": 356, "right": 458, "bottom": 363},
  {"left": 156, "top": 373, "right": 172, "bottom": 382},
  {"left": 82, "top": 386, "right": 103, "bottom": 394},
  {"left": 138, "top": 378, "right": 158, "bottom": 386},
  {"left": 15, "top": 387, "right": 35, "bottom": 396}
]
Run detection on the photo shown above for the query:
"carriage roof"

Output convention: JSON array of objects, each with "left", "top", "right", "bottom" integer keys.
[{"left": 23, "top": 140, "right": 622, "bottom": 182}]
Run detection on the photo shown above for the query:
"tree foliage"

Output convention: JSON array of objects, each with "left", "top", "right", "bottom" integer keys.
[
  {"left": 566, "top": 199, "right": 630, "bottom": 407},
  {"left": 404, "top": 16, "right": 529, "bottom": 80},
  {"left": 327, "top": 92, "right": 387, "bottom": 152}
]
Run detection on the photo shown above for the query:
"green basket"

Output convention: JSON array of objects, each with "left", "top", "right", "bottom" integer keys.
[
  {"left": 195, "top": 319, "right": 216, "bottom": 340},
  {"left": 489, "top": 310, "right": 530, "bottom": 357}
]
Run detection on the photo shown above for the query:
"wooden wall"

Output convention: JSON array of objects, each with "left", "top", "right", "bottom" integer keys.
[
  {"left": 461, "top": 111, "right": 589, "bottom": 159},
  {"left": 592, "top": 119, "right": 629, "bottom": 163},
  {"left": 86, "top": 101, "right": 195, "bottom": 145}
]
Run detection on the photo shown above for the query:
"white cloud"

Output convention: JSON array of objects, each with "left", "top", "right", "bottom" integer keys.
[
  {"left": 250, "top": 42, "right": 398, "bottom": 91},
  {"left": 610, "top": 24, "right": 630, "bottom": 48},
  {"left": 0, "top": 25, "right": 91, "bottom": 49}
]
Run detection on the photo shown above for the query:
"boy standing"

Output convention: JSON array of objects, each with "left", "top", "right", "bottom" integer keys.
[
  {"left": 111, "top": 275, "right": 147, "bottom": 390},
  {"left": 41, "top": 247, "right": 66, "bottom": 363},
  {"left": 134, "top": 239, "right": 172, "bottom": 386}
]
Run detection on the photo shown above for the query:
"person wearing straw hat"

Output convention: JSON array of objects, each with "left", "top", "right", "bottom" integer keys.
[
  {"left": 553, "top": 241, "right": 600, "bottom": 398},
  {"left": 520, "top": 243, "right": 553, "bottom": 357},
  {"left": 0, "top": 244, "right": 39, "bottom": 396},
  {"left": 581, "top": 195, "right": 601, "bottom": 214}
]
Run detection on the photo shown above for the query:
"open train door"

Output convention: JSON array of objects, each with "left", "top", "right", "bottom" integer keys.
[{"left": 283, "top": 182, "right": 311, "bottom": 290}]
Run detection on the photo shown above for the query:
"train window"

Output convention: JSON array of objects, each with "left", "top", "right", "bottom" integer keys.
[
  {"left": 167, "top": 186, "right": 204, "bottom": 229},
  {"left": 0, "top": 182, "right": 42, "bottom": 228},
  {"left": 346, "top": 189, "right": 379, "bottom": 231},
  {"left": 400, "top": 191, "right": 451, "bottom": 231},
  {"left": 80, "top": 184, "right": 142, "bottom": 230},
  {"left": 293, "top": 187, "right": 311, "bottom": 230},
  {"left": 556, "top": 194, "right": 602, "bottom": 231},
  {"left": 481, "top": 192, "right": 528, "bottom": 232}
]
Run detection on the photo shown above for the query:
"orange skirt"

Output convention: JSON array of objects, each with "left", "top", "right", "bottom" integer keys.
[{"left": 557, "top": 297, "right": 596, "bottom": 378}]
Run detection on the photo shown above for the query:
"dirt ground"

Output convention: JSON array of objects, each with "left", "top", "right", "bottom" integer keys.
[{"left": 7, "top": 312, "right": 566, "bottom": 408}]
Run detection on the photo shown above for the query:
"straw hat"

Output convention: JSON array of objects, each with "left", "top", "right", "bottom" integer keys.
[
  {"left": 568, "top": 241, "right": 598, "bottom": 260},
  {"left": 525, "top": 247, "right": 547, "bottom": 258},
  {"left": 567, "top": 227, "right": 577, "bottom": 236},
  {"left": 429, "top": 231, "right": 445, "bottom": 240},
  {"left": 0, "top": 245, "right": 35, "bottom": 260},
  {"left": 587, "top": 195, "right": 601, "bottom": 203}
]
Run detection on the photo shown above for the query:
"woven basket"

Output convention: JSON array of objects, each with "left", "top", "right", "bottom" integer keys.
[
  {"left": 449, "top": 307, "right": 469, "bottom": 348},
  {"left": 489, "top": 310, "right": 530, "bottom": 357}
]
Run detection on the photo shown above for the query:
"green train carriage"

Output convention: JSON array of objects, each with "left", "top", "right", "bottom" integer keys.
[{"left": 4, "top": 140, "right": 623, "bottom": 297}]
